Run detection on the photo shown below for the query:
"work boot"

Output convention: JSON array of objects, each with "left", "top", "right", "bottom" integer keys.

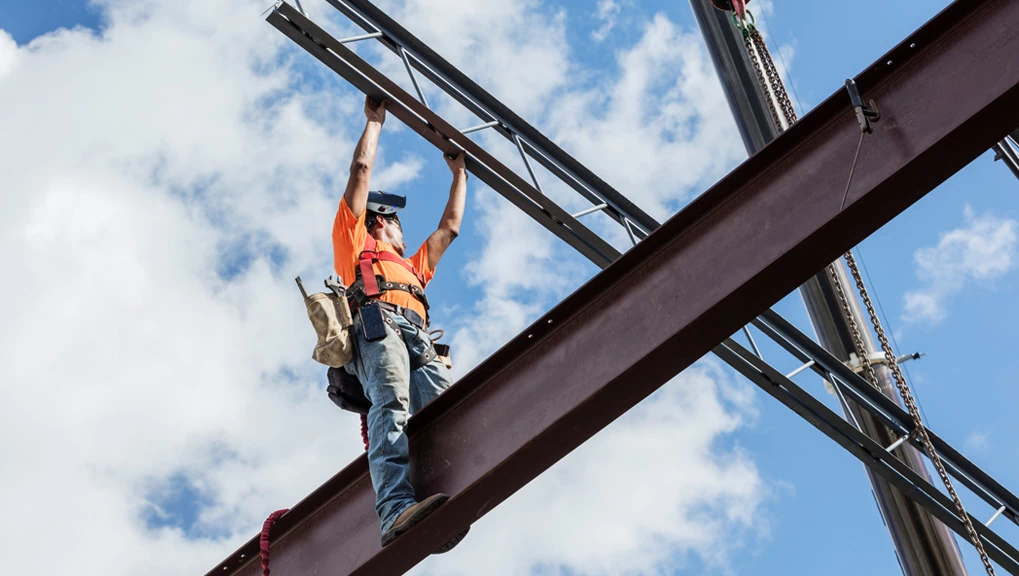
[{"left": 380, "top": 493, "right": 470, "bottom": 553}]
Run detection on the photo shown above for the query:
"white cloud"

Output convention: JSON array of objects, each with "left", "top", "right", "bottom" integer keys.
[
  {"left": 0, "top": 2, "right": 378, "bottom": 574},
  {"left": 0, "top": 29, "right": 17, "bottom": 78},
  {"left": 592, "top": 0, "right": 621, "bottom": 42},
  {"left": 0, "top": 1, "right": 765, "bottom": 575},
  {"left": 965, "top": 430, "right": 991, "bottom": 452},
  {"left": 366, "top": 0, "right": 571, "bottom": 121},
  {"left": 547, "top": 13, "right": 745, "bottom": 227},
  {"left": 448, "top": 187, "right": 584, "bottom": 373},
  {"left": 903, "top": 205, "right": 1018, "bottom": 325}
]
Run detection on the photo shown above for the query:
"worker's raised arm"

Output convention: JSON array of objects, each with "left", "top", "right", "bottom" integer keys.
[
  {"left": 343, "top": 96, "right": 387, "bottom": 218},
  {"left": 425, "top": 151, "right": 467, "bottom": 270}
]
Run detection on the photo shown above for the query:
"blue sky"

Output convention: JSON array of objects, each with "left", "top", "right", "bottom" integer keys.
[{"left": 3, "top": 1, "right": 1018, "bottom": 575}]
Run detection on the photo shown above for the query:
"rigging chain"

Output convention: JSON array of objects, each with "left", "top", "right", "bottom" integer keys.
[{"left": 741, "top": 17, "right": 998, "bottom": 575}]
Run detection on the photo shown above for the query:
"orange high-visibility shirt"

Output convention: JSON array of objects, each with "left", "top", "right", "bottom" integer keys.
[{"left": 332, "top": 197, "right": 434, "bottom": 319}]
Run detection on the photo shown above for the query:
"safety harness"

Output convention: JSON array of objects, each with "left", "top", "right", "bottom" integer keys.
[
  {"left": 347, "top": 233, "right": 438, "bottom": 371},
  {"left": 351, "top": 234, "right": 431, "bottom": 326}
]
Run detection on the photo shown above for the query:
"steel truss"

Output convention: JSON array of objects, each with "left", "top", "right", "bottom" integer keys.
[
  {"left": 206, "top": 1, "right": 1019, "bottom": 574},
  {"left": 735, "top": 310, "right": 1019, "bottom": 570}
]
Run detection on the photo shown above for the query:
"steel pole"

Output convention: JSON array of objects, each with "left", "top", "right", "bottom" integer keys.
[{"left": 688, "top": 2, "right": 968, "bottom": 574}]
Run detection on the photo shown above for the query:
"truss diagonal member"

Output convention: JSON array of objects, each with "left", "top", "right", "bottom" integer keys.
[
  {"left": 268, "top": 4, "right": 619, "bottom": 268},
  {"left": 715, "top": 339, "right": 1019, "bottom": 573},
  {"left": 753, "top": 310, "right": 1019, "bottom": 528},
  {"left": 323, "top": 0, "right": 661, "bottom": 238},
  {"left": 210, "top": 1, "right": 1019, "bottom": 574}
]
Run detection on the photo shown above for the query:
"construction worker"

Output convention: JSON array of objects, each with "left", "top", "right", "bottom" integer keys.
[{"left": 333, "top": 95, "right": 468, "bottom": 552}]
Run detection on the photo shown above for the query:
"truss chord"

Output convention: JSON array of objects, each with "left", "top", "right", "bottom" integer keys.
[
  {"left": 717, "top": 338, "right": 1019, "bottom": 573},
  {"left": 752, "top": 310, "right": 1019, "bottom": 529},
  {"left": 322, "top": 0, "right": 662, "bottom": 235},
  {"left": 270, "top": 5, "right": 619, "bottom": 269}
]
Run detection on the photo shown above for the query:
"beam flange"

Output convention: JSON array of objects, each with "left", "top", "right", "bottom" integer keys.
[{"left": 209, "top": 1, "right": 1019, "bottom": 574}]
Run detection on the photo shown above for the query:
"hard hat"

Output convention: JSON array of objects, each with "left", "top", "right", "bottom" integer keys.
[{"left": 366, "top": 191, "right": 406, "bottom": 215}]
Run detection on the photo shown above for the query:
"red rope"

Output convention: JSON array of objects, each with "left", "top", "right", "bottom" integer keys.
[
  {"left": 260, "top": 408, "right": 367, "bottom": 573},
  {"left": 260, "top": 508, "right": 289, "bottom": 576}
]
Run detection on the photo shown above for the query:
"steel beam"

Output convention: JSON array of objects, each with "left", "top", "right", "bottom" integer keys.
[{"left": 208, "top": 1, "right": 1019, "bottom": 574}]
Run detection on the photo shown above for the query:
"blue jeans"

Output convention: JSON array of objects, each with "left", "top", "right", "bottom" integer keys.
[{"left": 344, "top": 308, "right": 453, "bottom": 532}]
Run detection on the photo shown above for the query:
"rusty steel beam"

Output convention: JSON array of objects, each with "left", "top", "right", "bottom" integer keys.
[{"left": 207, "top": 1, "right": 1019, "bottom": 574}]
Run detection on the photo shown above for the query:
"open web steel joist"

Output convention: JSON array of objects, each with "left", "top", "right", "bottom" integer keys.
[{"left": 207, "top": 1, "right": 1019, "bottom": 574}]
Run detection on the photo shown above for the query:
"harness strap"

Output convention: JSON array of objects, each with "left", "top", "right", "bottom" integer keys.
[
  {"left": 355, "top": 234, "right": 429, "bottom": 313},
  {"left": 360, "top": 235, "right": 425, "bottom": 284},
  {"left": 375, "top": 250, "right": 426, "bottom": 286},
  {"left": 410, "top": 345, "right": 437, "bottom": 371},
  {"left": 359, "top": 236, "right": 382, "bottom": 297}
]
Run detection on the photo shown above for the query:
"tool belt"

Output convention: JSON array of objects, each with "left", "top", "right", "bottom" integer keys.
[
  {"left": 325, "top": 301, "right": 441, "bottom": 416},
  {"left": 355, "top": 298, "right": 427, "bottom": 331}
]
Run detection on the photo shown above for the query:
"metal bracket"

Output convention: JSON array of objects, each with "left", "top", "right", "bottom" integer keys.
[
  {"left": 846, "top": 78, "right": 881, "bottom": 133},
  {"left": 845, "top": 351, "right": 924, "bottom": 374}
]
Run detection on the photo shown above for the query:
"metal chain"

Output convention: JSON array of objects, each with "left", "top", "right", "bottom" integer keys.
[
  {"left": 751, "top": 28, "right": 797, "bottom": 126},
  {"left": 744, "top": 33, "right": 784, "bottom": 131},
  {"left": 744, "top": 22, "right": 998, "bottom": 575},
  {"left": 825, "top": 264, "right": 880, "bottom": 388},
  {"left": 843, "top": 251, "right": 997, "bottom": 575}
]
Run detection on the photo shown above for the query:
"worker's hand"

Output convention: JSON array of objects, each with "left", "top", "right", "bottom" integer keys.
[
  {"left": 364, "top": 96, "right": 387, "bottom": 125},
  {"left": 444, "top": 151, "right": 466, "bottom": 175}
]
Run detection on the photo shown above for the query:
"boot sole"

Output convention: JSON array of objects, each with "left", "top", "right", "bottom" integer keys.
[
  {"left": 380, "top": 494, "right": 449, "bottom": 548},
  {"left": 432, "top": 525, "right": 469, "bottom": 554}
]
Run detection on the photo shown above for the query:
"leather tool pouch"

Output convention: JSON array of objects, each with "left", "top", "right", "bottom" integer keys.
[{"left": 306, "top": 290, "right": 355, "bottom": 368}]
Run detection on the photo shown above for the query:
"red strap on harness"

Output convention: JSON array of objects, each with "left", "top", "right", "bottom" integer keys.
[
  {"left": 358, "top": 234, "right": 426, "bottom": 294},
  {"left": 260, "top": 508, "right": 290, "bottom": 576},
  {"left": 360, "top": 413, "right": 370, "bottom": 451}
]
